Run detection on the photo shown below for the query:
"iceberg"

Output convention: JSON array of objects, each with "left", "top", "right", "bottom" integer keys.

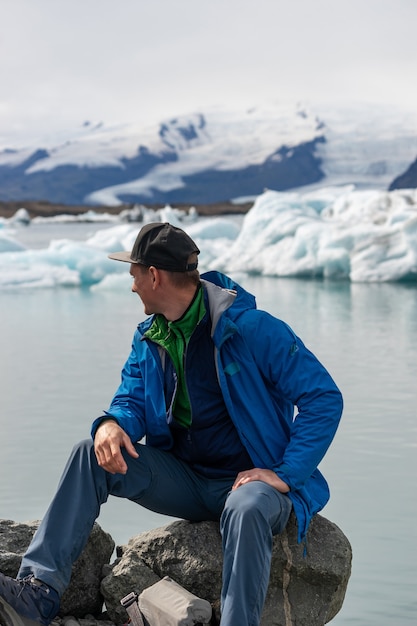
[
  {"left": 213, "top": 188, "right": 417, "bottom": 282},
  {"left": 0, "top": 187, "right": 416, "bottom": 288}
]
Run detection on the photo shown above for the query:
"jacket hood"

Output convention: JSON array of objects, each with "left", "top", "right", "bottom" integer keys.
[{"left": 200, "top": 270, "right": 257, "bottom": 323}]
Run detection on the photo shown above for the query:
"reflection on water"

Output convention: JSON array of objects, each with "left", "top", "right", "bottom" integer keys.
[{"left": 1, "top": 277, "right": 416, "bottom": 625}]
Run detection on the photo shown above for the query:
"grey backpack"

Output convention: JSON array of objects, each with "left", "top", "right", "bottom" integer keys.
[{"left": 121, "top": 576, "right": 212, "bottom": 626}]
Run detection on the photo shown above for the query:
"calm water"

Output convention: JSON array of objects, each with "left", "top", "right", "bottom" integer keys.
[{"left": 1, "top": 271, "right": 416, "bottom": 624}]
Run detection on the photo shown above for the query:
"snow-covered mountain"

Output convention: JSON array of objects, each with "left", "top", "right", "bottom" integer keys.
[{"left": 0, "top": 103, "right": 416, "bottom": 206}]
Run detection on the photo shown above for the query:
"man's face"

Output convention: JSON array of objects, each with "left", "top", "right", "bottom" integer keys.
[{"left": 130, "top": 263, "right": 158, "bottom": 315}]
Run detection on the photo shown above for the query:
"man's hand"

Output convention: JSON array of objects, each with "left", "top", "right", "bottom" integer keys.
[
  {"left": 94, "top": 420, "right": 139, "bottom": 474},
  {"left": 232, "top": 468, "right": 290, "bottom": 493}
]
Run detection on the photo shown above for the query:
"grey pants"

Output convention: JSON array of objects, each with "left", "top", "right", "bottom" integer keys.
[{"left": 19, "top": 439, "right": 292, "bottom": 626}]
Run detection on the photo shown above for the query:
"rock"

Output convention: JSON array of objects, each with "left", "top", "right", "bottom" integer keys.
[
  {"left": 101, "top": 513, "right": 352, "bottom": 626},
  {"left": 0, "top": 520, "right": 115, "bottom": 618},
  {"left": 0, "top": 514, "right": 352, "bottom": 625},
  {"left": 101, "top": 557, "right": 160, "bottom": 625}
]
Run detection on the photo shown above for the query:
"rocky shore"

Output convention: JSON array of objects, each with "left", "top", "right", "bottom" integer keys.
[{"left": 0, "top": 514, "right": 352, "bottom": 626}]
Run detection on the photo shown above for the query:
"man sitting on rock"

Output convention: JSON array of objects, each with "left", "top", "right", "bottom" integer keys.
[{"left": 0, "top": 222, "right": 343, "bottom": 626}]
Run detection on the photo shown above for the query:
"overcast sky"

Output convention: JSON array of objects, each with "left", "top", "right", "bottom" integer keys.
[{"left": 1, "top": 0, "right": 417, "bottom": 143}]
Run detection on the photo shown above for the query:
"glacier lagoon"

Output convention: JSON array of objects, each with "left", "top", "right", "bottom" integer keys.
[{"left": 0, "top": 194, "right": 416, "bottom": 625}]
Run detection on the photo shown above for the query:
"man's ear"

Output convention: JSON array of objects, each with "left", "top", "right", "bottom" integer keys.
[{"left": 149, "top": 266, "right": 160, "bottom": 287}]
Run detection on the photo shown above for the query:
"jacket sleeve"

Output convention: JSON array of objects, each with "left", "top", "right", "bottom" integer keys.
[
  {"left": 241, "top": 310, "right": 343, "bottom": 491},
  {"left": 91, "top": 331, "right": 147, "bottom": 443}
]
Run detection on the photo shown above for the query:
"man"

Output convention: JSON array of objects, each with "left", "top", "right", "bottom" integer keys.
[{"left": 0, "top": 222, "right": 343, "bottom": 626}]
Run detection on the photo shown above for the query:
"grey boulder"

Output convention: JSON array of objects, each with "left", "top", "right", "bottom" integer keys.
[
  {"left": 0, "top": 519, "right": 114, "bottom": 618},
  {"left": 101, "top": 513, "right": 352, "bottom": 626}
]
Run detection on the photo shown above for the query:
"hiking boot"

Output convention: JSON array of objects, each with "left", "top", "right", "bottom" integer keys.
[{"left": 0, "top": 574, "right": 60, "bottom": 626}]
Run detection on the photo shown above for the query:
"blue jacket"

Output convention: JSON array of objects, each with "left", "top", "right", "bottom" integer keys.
[{"left": 92, "top": 271, "right": 343, "bottom": 541}]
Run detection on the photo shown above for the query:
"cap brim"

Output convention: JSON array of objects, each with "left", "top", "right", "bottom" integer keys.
[{"left": 108, "top": 251, "right": 135, "bottom": 263}]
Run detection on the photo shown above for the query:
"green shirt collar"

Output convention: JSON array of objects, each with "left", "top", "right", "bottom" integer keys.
[{"left": 145, "top": 283, "right": 205, "bottom": 345}]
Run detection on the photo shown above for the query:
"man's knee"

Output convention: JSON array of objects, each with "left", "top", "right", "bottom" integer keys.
[
  {"left": 221, "top": 481, "right": 291, "bottom": 534},
  {"left": 221, "top": 481, "right": 270, "bottom": 526},
  {"left": 69, "top": 438, "right": 95, "bottom": 460},
  {"left": 66, "top": 438, "right": 99, "bottom": 474}
]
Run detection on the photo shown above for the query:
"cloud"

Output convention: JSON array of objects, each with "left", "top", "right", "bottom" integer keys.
[{"left": 1, "top": 0, "right": 417, "bottom": 143}]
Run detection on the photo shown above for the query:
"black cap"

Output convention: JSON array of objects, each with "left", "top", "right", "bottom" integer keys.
[{"left": 108, "top": 222, "right": 200, "bottom": 272}]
